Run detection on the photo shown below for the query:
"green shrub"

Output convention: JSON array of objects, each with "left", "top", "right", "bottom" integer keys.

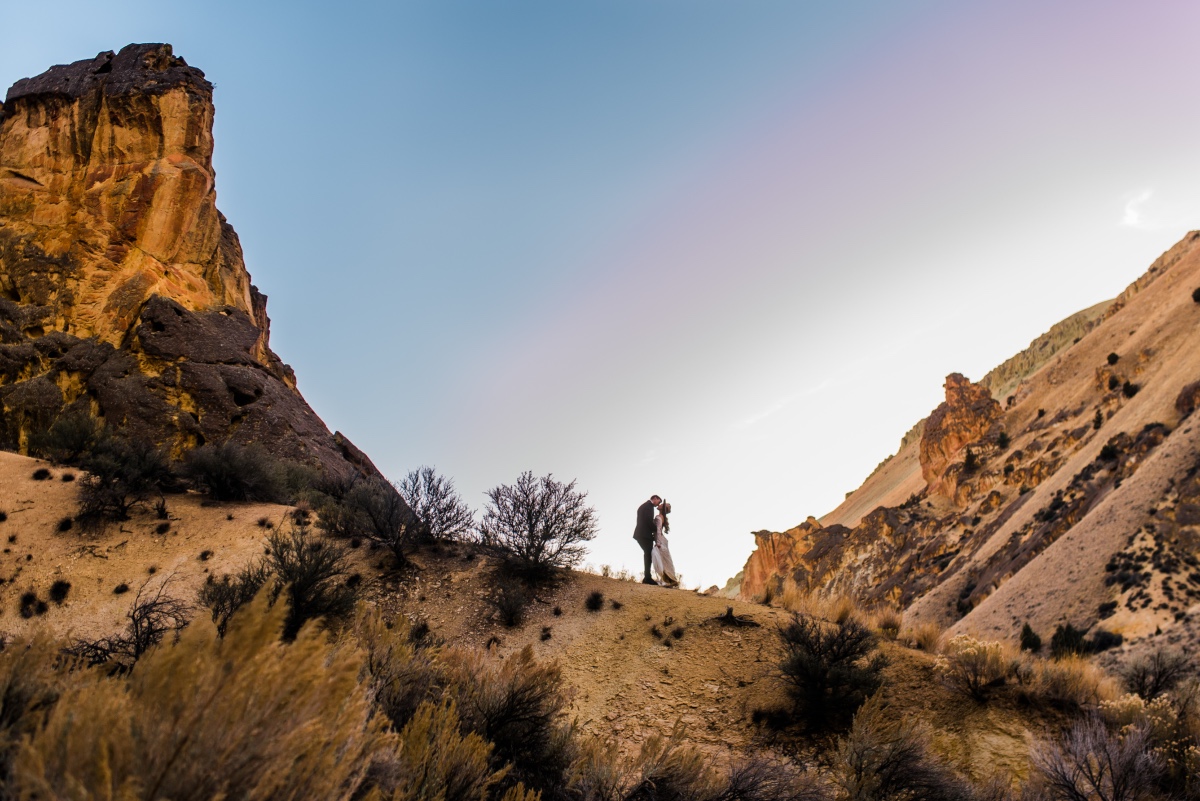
[
  {"left": 777, "top": 613, "right": 886, "bottom": 731},
  {"left": 183, "top": 442, "right": 288, "bottom": 503}
]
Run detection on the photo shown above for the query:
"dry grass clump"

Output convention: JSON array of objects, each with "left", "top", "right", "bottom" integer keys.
[
  {"left": 831, "top": 696, "right": 971, "bottom": 801},
  {"left": 867, "top": 608, "right": 902, "bottom": 641},
  {"left": 1030, "top": 655, "right": 1121, "bottom": 711},
  {"left": 779, "top": 582, "right": 863, "bottom": 625},
  {"left": 899, "top": 622, "right": 945, "bottom": 653},
  {"left": 14, "top": 596, "right": 389, "bottom": 801},
  {"left": 934, "top": 634, "right": 1027, "bottom": 702}
]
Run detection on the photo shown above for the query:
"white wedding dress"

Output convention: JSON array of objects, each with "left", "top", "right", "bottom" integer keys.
[{"left": 651, "top": 516, "right": 680, "bottom": 587}]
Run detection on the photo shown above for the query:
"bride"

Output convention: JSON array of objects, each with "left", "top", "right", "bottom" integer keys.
[{"left": 652, "top": 500, "right": 680, "bottom": 587}]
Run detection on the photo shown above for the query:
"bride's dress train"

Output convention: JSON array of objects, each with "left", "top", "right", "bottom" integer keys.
[{"left": 652, "top": 531, "right": 680, "bottom": 587}]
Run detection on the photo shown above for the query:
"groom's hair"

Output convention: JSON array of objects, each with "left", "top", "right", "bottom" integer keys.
[{"left": 650, "top": 494, "right": 662, "bottom": 503}]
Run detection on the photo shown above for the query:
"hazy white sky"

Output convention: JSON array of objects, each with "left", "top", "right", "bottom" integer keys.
[{"left": 6, "top": 1, "right": 1200, "bottom": 588}]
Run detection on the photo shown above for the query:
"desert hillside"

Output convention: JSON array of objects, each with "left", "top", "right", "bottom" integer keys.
[{"left": 733, "top": 231, "right": 1200, "bottom": 669}]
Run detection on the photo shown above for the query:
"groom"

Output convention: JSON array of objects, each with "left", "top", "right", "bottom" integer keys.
[{"left": 633, "top": 494, "right": 662, "bottom": 585}]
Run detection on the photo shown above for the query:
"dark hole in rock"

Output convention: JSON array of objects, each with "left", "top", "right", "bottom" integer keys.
[
  {"left": 151, "top": 320, "right": 165, "bottom": 332},
  {"left": 230, "top": 388, "right": 257, "bottom": 407},
  {"left": 23, "top": 326, "right": 44, "bottom": 337}
]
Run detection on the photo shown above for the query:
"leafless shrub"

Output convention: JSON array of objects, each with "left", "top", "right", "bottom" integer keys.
[
  {"left": 320, "top": 478, "right": 414, "bottom": 566},
  {"left": 1123, "top": 649, "right": 1191, "bottom": 700},
  {"left": 478, "top": 471, "right": 598, "bottom": 579},
  {"left": 395, "top": 466, "right": 474, "bottom": 542},
  {"left": 1031, "top": 716, "right": 1165, "bottom": 801},
  {"left": 66, "top": 578, "right": 191, "bottom": 670}
]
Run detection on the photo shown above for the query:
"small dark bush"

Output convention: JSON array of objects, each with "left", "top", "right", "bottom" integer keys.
[
  {"left": 1037, "top": 408, "right": 1046, "bottom": 418},
  {"left": 49, "top": 581, "right": 70, "bottom": 604},
  {"left": 0, "top": 512, "right": 6, "bottom": 523},
  {"left": 1108, "top": 375, "right": 1121, "bottom": 391},
  {"left": 650, "top": 625, "right": 663, "bottom": 639},
  {"left": 492, "top": 575, "right": 530, "bottom": 628},
  {"left": 1093, "top": 409, "right": 1103, "bottom": 430},
  {"left": 346, "top": 573, "right": 362, "bottom": 589},
  {"left": 154, "top": 497, "right": 168, "bottom": 520},
  {"left": 19, "top": 591, "right": 38, "bottom": 618},
  {"left": 31, "top": 469, "right": 51, "bottom": 481},
  {"left": 147, "top": 566, "right": 157, "bottom": 574},
  {"left": 1122, "top": 381, "right": 1140, "bottom": 398},
  {"left": 671, "top": 626, "right": 685, "bottom": 639},
  {"left": 6, "top": 535, "right": 13, "bottom": 543},
  {"left": 1107, "top": 352, "right": 1120, "bottom": 365},
  {"left": 1098, "top": 601, "right": 1118, "bottom": 618},
  {"left": 257, "top": 517, "right": 272, "bottom": 528},
  {"left": 29, "top": 412, "right": 103, "bottom": 465},
  {"left": 552, "top": 606, "right": 562, "bottom": 616},
  {"left": 318, "top": 478, "right": 414, "bottom": 566},
  {"left": 610, "top": 599, "right": 623, "bottom": 610},
  {"left": 540, "top": 626, "right": 552, "bottom": 641},
  {"left": 113, "top": 583, "right": 130, "bottom": 595},
  {"left": 997, "top": 432, "right": 1011, "bottom": 450},
  {"left": 778, "top": 613, "right": 886, "bottom": 731},
  {"left": 1099, "top": 443, "right": 1119, "bottom": 461},
  {"left": 1193, "top": 286, "right": 1200, "bottom": 303},
  {"left": 585, "top": 591, "right": 604, "bottom": 611},
  {"left": 183, "top": 442, "right": 289, "bottom": 503},
  {"left": 1088, "top": 628, "right": 1123, "bottom": 652},
  {"left": 1050, "top": 623, "right": 1086, "bottom": 658},
  {"left": 1123, "top": 648, "right": 1190, "bottom": 699},
  {"left": 56, "top": 517, "right": 72, "bottom": 533},
  {"left": 199, "top": 550, "right": 213, "bottom": 561},
  {"left": 35, "top": 600, "right": 47, "bottom": 615},
  {"left": 77, "top": 437, "right": 174, "bottom": 521},
  {"left": 156, "top": 522, "right": 171, "bottom": 534}
]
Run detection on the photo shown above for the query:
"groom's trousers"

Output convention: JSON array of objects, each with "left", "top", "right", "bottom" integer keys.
[{"left": 634, "top": 535, "right": 654, "bottom": 581}]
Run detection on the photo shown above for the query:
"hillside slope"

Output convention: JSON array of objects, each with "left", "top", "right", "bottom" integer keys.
[{"left": 733, "top": 232, "right": 1200, "bottom": 662}]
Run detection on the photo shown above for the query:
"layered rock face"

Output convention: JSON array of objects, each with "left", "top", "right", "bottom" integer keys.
[
  {"left": 733, "top": 231, "right": 1200, "bottom": 661},
  {"left": 919, "top": 373, "right": 1003, "bottom": 497},
  {"left": 0, "top": 45, "right": 378, "bottom": 480}
]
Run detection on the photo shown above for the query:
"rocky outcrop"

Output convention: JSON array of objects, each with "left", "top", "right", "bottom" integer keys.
[
  {"left": 920, "top": 374, "right": 1003, "bottom": 498},
  {"left": 0, "top": 45, "right": 378, "bottom": 481}
]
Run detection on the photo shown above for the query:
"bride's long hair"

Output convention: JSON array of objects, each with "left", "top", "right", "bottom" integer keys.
[{"left": 659, "top": 500, "right": 671, "bottom": 532}]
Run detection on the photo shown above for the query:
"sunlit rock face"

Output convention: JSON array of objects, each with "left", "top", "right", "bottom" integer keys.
[
  {"left": 0, "top": 44, "right": 380, "bottom": 481},
  {"left": 920, "top": 373, "right": 1003, "bottom": 498}
]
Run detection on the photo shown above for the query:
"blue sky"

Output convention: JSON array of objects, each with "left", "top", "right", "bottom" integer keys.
[{"left": 6, "top": 1, "right": 1200, "bottom": 587}]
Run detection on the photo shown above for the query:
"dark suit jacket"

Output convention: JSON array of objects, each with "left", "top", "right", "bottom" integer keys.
[{"left": 633, "top": 499, "right": 656, "bottom": 542}]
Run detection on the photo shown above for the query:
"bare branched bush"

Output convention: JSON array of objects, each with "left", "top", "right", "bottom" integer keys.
[
  {"left": 832, "top": 697, "right": 973, "bottom": 801},
  {"left": 1122, "top": 649, "right": 1191, "bottom": 701},
  {"left": 67, "top": 578, "right": 191, "bottom": 670},
  {"left": 479, "top": 471, "right": 598, "bottom": 579},
  {"left": 492, "top": 574, "right": 532, "bottom": 628},
  {"left": 14, "top": 596, "right": 389, "bottom": 801},
  {"left": 183, "top": 442, "right": 289, "bottom": 503},
  {"left": 778, "top": 613, "right": 886, "bottom": 731},
  {"left": 935, "top": 635, "right": 1024, "bottom": 702},
  {"left": 198, "top": 522, "right": 359, "bottom": 641},
  {"left": 1031, "top": 716, "right": 1165, "bottom": 801},
  {"left": 396, "top": 466, "right": 474, "bottom": 542},
  {"left": 320, "top": 477, "right": 414, "bottom": 566}
]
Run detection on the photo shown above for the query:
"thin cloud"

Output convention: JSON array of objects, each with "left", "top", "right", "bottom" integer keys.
[
  {"left": 1121, "top": 189, "right": 1153, "bottom": 228},
  {"left": 732, "top": 378, "right": 833, "bottom": 431}
]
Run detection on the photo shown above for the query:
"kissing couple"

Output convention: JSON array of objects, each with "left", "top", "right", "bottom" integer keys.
[{"left": 632, "top": 494, "right": 680, "bottom": 587}]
